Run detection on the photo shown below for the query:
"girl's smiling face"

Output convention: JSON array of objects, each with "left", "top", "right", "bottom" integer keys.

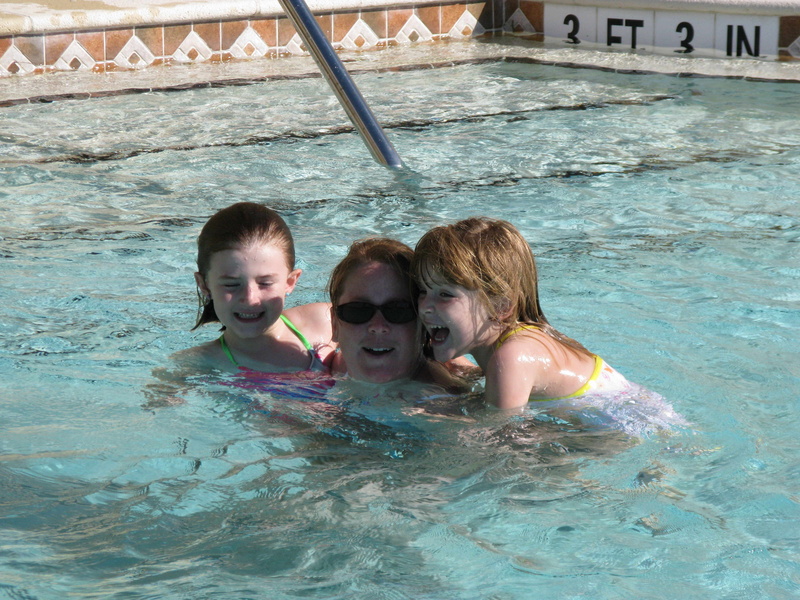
[
  {"left": 196, "top": 243, "right": 300, "bottom": 341},
  {"left": 417, "top": 275, "right": 498, "bottom": 364}
]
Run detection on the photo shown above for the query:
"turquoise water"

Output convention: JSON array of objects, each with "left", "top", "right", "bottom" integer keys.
[{"left": 1, "top": 56, "right": 799, "bottom": 598}]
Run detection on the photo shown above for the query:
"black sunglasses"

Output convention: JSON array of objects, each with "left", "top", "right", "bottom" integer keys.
[{"left": 335, "top": 301, "right": 416, "bottom": 325}]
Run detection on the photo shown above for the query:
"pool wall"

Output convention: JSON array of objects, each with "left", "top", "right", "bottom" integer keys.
[{"left": 1, "top": 0, "right": 799, "bottom": 80}]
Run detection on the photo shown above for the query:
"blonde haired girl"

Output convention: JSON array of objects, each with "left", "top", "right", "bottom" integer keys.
[{"left": 413, "top": 217, "right": 632, "bottom": 410}]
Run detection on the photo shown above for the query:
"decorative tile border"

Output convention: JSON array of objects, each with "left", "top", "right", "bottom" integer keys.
[
  {"left": 1, "top": 0, "right": 800, "bottom": 79},
  {"left": 0, "top": 3, "right": 494, "bottom": 78}
]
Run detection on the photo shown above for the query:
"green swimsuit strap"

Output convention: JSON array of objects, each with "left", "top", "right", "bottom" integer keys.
[
  {"left": 218, "top": 314, "right": 314, "bottom": 368},
  {"left": 279, "top": 314, "right": 314, "bottom": 351},
  {"left": 219, "top": 334, "right": 238, "bottom": 366}
]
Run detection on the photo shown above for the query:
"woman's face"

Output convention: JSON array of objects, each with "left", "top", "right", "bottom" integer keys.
[{"left": 333, "top": 261, "right": 420, "bottom": 383}]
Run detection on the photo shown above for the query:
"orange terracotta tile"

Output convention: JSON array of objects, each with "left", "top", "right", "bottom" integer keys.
[
  {"left": 361, "top": 9, "right": 387, "bottom": 41},
  {"left": 277, "top": 17, "right": 297, "bottom": 46},
  {"left": 468, "top": 1, "right": 494, "bottom": 31},
  {"left": 76, "top": 30, "right": 105, "bottom": 62},
  {"left": 520, "top": 1, "right": 543, "bottom": 32},
  {"left": 163, "top": 24, "right": 191, "bottom": 54},
  {"left": 441, "top": 4, "right": 465, "bottom": 32},
  {"left": 136, "top": 26, "right": 164, "bottom": 57},
  {"left": 251, "top": 18, "right": 278, "bottom": 48},
  {"left": 0, "top": 36, "right": 12, "bottom": 58},
  {"left": 193, "top": 21, "right": 220, "bottom": 51},
  {"left": 417, "top": 6, "right": 441, "bottom": 36},
  {"left": 387, "top": 8, "right": 414, "bottom": 39},
  {"left": 333, "top": 12, "right": 360, "bottom": 45},
  {"left": 315, "top": 14, "right": 333, "bottom": 40},
  {"left": 14, "top": 34, "right": 44, "bottom": 66},
  {"left": 222, "top": 19, "right": 248, "bottom": 50},
  {"left": 106, "top": 28, "right": 134, "bottom": 59},
  {"left": 779, "top": 16, "right": 800, "bottom": 48},
  {"left": 44, "top": 32, "right": 74, "bottom": 65}
]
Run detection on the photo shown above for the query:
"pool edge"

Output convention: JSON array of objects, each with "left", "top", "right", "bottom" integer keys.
[{"left": 1, "top": 0, "right": 800, "bottom": 89}]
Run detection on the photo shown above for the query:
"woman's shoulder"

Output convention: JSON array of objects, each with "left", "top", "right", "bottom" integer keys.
[
  {"left": 284, "top": 302, "right": 333, "bottom": 342},
  {"left": 284, "top": 302, "right": 332, "bottom": 324}
]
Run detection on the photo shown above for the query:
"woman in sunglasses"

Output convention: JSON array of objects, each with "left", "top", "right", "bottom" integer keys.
[{"left": 327, "top": 237, "right": 469, "bottom": 390}]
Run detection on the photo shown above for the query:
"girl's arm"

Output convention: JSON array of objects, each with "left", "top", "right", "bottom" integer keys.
[
  {"left": 482, "top": 339, "right": 549, "bottom": 409},
  {"left": 444, "top": 355, "right": 483, "bottom": 380},
  {"left": 483, "top": 354, "right": 535, "bottom": 409}
]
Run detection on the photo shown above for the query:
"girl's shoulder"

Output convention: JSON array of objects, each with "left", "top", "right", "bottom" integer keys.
[
  {"left": 169, "top": 338, "right": 234, "bottom": 373},
  {"left": 490, "top": 324, "right": 583, "bottom": 377},
  {"left": 494, "top": 324, "right": 552, "bottom": 355}
]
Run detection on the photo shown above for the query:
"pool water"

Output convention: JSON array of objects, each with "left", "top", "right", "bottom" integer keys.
[{"left": 1, "top": 55, "right": 799, "bottom": 599}]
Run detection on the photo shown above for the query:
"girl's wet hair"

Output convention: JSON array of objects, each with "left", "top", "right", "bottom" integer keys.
[
  {"left": 193, "top": 202, "right": 295, "bottom": 329},
  {"left": 327, "top": 237, "right": 416, "bottom": 308},
  {"left": 412, "top": 216, "right": 589, "bottom": 354}
]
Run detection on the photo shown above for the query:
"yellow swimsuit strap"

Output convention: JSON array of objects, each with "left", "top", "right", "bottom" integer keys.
[
  {"left": 539, "top": 354, "right": 603, "bottom": 402},
  {"left": 494, "top": 323, "right": 540, "bottom": 350},
  {"left": 494, "top": 323, "right": 603, "bottom": 402}
]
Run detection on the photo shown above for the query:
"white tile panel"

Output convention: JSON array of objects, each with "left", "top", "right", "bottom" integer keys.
[
  {"left": 654, "top": 11, "right": 716, "bottom": 57},
  {"left": 714, "top": 14, "right": 779, "bottom": 58},
  {"left": 597, "top": 8, "right": 655, "bottom": 52},
  {"left": 544, "top": 4, "right": 599, "bottom": 45}
]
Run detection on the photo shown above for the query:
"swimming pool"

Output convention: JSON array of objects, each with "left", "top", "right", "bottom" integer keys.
[{"left": 1, "top": 46, "right": 799, "bottom": 598}]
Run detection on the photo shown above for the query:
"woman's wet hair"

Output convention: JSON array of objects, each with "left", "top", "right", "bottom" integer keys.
[
  {"left": 327, "top": 237, "right": 416, "bottom": 308},
  {"left": 193, "top": 202, "right": 295, "bottom": 329}
]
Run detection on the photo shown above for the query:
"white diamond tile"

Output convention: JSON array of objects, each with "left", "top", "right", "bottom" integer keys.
[
  {"left": 173, "top": 30, "right": 213, "bottom": 62},
  {"left": 450, "top": 10, "right": 484, "bottom": 38},
  {"left": 230, "top": 26, "right": 269, "bottom": 58},
  {"left": 340, "top": 19, "right": 380, "bottom": 50},
  {"left": 0, "top": 44, "right": 36, "bottom": 75},
  {"left": 114, "top": 35, "right": 157, "bottom": 69},
  {"left": 396, "top": 14, "right": 433, "bottom": 44},
  {"left": 504, "top": 8, "right": 535, "bottom": 34},
  {"left": 284, "top": 33, "right": 305, "bottom": 55},
  {"left": 54, "top": 39, "right": 96, "bottom": 71}
]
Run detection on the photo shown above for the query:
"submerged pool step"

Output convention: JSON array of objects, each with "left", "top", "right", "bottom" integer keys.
[{"left": 14, "top": 93, "right": 678, "bottom": 166}]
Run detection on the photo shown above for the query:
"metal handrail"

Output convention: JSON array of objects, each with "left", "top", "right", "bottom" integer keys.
[{"left": 278, "top": 0, "right": 404, "bottom": 168}]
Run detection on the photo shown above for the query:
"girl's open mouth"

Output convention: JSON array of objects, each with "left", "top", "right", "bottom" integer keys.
[{"left": 429, "top": 325, "right": 450, "bottom": 344}]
